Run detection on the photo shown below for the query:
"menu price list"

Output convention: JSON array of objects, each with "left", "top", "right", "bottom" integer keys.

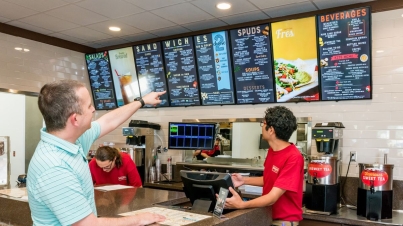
[
  {"left": 318, "top": 7, "right": 371, "bottom": 101},
  {"left": 134, "top": 42, "right": 169, "bottom": 107},
  {"left": 230, "top": 24, "right": 275, "bottom": 104},
  {"left": 162, "top": 37, "right": 201, "bottom": 106},
  {"left": 194, "top": 31, "right": 235, "bottom": 105},
  {"left": 85, "top": 51, "right": 117, "bottom": 110}
]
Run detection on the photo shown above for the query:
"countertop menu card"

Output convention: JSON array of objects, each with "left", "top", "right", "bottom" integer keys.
[
  {"left": 318, "top": 7, "right": 372, "bottom": 100},
  {"left": 85, "top": 51, "right": 117, "bottom": 110},
  {"left": 162, "top": 37, "right": 201, "bottom": 106},
  {"left": 194, "top": 31, "right": 235, "bottom": 105},
  {"left": 134, "top": 42, "right": 169, "bottom": 107},
  {"left": 230, "top": 24, "right": 275, "bottom": 104}
]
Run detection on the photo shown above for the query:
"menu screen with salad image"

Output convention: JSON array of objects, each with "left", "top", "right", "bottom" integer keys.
[{"left": 271, "top": 16, "right": 320, "bottom": 102}]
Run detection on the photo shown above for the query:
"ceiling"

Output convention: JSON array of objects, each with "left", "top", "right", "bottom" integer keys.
[{"left": 0, "top": 0, "right": 375, "bottom": 49}]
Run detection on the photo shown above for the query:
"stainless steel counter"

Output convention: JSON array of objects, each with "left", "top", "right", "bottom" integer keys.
[{"left": 176, "top": 162, "right": 264, "bottom": 171}]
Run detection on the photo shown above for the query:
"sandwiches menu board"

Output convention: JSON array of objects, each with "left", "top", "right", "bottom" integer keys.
[
  {"left": 230, "top": 24, "right": 275, "bottom": 104},
  {"left": 134, "top": 42, "right": 169, "bottom": 107},
  {"left": 85, "top": 51, "right": 117, "bottom": 110},
  {"left": 271, "top": 17, "right": 320, "bottom": 102},
  {"left": 162, "top": 37, "right": 201, "bottom": 106},
  {"left": 109, "top": 47, "right": 141, "bottom": 107},
  {"left": 194, "top": 31, "right": 235, "bottom": 105},
  {"left": 318, "top": 7, "right": 372, "bottom": 101}
]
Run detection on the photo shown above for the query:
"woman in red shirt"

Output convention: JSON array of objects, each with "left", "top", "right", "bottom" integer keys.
[{"left": 89, "top": 146, "right": 142, "bottom": 187}]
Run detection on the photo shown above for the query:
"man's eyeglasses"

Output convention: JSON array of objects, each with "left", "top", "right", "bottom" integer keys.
[{"left": 260, "top": 121, "right": 266, "bottom": 127}]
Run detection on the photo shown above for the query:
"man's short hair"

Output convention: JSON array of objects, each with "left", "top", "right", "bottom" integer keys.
[{"left": 263, "top": 106, "right": 297, "bottom": 142}]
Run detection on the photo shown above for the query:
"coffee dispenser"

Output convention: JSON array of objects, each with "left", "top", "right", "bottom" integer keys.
[
  {"left": 357, "top": 162, "right": 394, "bottom": 220},
  {"left": 305, "top": 122, "right": 344, "bottom": 214}
]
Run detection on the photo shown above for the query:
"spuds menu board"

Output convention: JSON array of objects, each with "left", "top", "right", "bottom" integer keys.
[
  {"left": 85, "top": 51, "right": 117, "bottom": 110},
  {"left": 134, "top": 42, "right": 169, "bottom": 107},
  {"left": 162, "top": 37, "right": 201, "bottom": 106},
  {"left": 318, "top": 7, "right": 372, "bottom": 100},
  {"left": 230, "top": 24, "right": 275, "bottom": 104},
  {"left": 194, "top": 31, "right": 235, "bottom": 105}
]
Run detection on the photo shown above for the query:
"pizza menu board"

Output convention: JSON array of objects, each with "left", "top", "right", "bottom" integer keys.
[
  {"left": 230, "top": 24, "right": 275, "bottom": 104},
  {"left": 194, "top": 31, "right": 235, "bottom": 105},
  {"left": 162, "top": 37, "right": 201, "bottom": 106},
  {"left": 318, "top": 7, "right": 372, "bottom": 101},
  {"left": 134, "top": 42, "right": 169, "bottom": 107},
  {"left": 271, "top": 17, "right": 320, "bottom": 102},
  {"left": 85, "top": 51, "right": 117, "bottom": 110}
]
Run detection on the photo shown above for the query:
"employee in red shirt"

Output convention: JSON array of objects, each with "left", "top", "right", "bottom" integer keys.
[
  {"left": 224, "top": 106, "right": 304, "bottom": 226},
  {"left": 89, "top": 146, "right": 142, "bottom": 187},
  {"left": 193, "top": 138, "right": 221, "bottom": 160}
]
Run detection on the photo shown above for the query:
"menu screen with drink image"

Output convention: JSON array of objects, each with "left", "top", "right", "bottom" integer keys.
[
  {"left": 318, "top": 7, "right": 372, "bottom": 101},
  {"left": 230, "top": 24, "right": 275, "bottom": 104},
  {"left": 134, "top": 42, "right": 169, "bottom": 107},
  {"left": 162, "top": 37, "right": 201, "bottom": 106},
  {"left": 194, "top": 31, "right": 235, "bottom": 105},
  {"left": 85, "top": 51, "right": 118, "bottom": 110},
  {"left": 109, "top": 47, "right": 141, "bottom": 107},
  {"left": 271, "top": 17, "right": 320, "bottom": 102}
]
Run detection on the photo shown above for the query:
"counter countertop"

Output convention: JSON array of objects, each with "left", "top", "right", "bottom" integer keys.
[{"left": 176, "top": 162, "right": 264, "bottom": 171}]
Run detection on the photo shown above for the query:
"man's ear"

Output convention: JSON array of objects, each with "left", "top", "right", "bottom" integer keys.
[{"left": 69, "top": 113, "right": 79, "bottom": 126}]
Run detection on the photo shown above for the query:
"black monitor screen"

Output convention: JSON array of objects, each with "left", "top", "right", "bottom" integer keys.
[
  {"left": 259, "top": 134, "right": 270, "bottom": 150},
  {"left": 168, "top": 122, "right": 216, "bottom": 150}
]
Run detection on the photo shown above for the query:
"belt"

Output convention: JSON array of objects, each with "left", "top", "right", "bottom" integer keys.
[{"left": 271, "top": 220, "right": 299, "bottom": 226}]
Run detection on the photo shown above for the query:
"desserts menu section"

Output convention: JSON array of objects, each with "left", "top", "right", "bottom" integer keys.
[
  {"left": 318, "top": 7, "right": 371, "bottom": 100},
  {"left": 134, "top": 42, "right": 169, "bottom": 107},
  {"left": 230, "top": 24, "right": 275, "bottom": 104},
  {"left": 194, "top": 31, "right": 234, "bottom": 105},
  {"left": 162, "top": 37, "right": 201, "bottom": 106},
  {"left": 85, "top": 51, "right": 117, "bottom": 110}
]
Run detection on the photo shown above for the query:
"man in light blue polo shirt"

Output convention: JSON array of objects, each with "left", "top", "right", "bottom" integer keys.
[{"left": 27, "top": 80, "right": 166, "bottom": 226}]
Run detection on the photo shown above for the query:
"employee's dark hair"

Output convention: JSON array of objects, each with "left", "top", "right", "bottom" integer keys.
[
  {"left": 95, "top": 146, "right": 123, "bottom": 168},
  {"left": 38, "top": 80, "right": 85, "bottom": 132},
  {"left": 263, "top": 106, "right": 297, "bottom": 142}
]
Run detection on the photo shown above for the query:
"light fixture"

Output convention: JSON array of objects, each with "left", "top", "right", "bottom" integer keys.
[
  {"left": 376, "top": 50, "right": 384, "bottom": 53},
  {"left": 109, "top": 26, "right": 121, "bottom": 31},
  {"left": 14, "top": 47, "right": 22, "bottom": 51},
  {"left": 23, "top": 48, "right": 30, "bottom": 52},
  {"left": 216, "top": 2, "right": 231, "bottom": 10}
]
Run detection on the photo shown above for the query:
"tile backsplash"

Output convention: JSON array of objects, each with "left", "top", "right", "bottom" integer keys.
[{"left": 1, "top": 9, "right": 403, "bottom": 180}]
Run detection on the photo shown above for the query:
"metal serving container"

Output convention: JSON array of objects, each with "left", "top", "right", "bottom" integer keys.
[
  {"left": 307, "top": 156, "right": 339, "bottom": 185},
  {"left": 358, "top": 163, "right": 394, "bottom": 191}
]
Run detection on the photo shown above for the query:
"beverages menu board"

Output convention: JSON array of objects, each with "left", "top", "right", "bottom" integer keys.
[
  {"left": 109, "top": 47, "right": 141, "bottom": 107},
  {"left": 318, "top": 7, "right": 371, "bottom": 100},
  {"left": 230, "top": 24, "right": 275, "bottom": 104},
  {"left": 134, "top": 42, "right": 169, "bottom": 107},
  {"left": 194, "top": 31, "right": 235, "bottom": 105},
  {"left": 271, "top": 17, "right": 320, "bottom": 102},
  {"left": 85, "top": 51, "right": 117, "bottom": 110},
  {"left": 162, "top": 37, "right": 201, "bottom": 106}
]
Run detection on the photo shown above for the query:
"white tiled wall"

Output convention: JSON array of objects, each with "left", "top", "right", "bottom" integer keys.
[{"left": 1, "top": 9, "right": 403, "bottom": 180}]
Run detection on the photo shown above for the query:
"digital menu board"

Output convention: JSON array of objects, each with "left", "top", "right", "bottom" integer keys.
[
  {"left": 318, "top": 7, "right": 372, "bottom": 101},
  {"left": 85, "top": 51, "right": 117, "bottom": 110},
  {"left": 194, "top": 31, "right": 235, "bottom": 105},
  {"left": 109, "top": 47, "right": 141, "bottom": 107},
  {"left": 230, "top": 24, "right": 275, "bottom": 104},
  {"left": 134, "top": 42, "right": 169, "bottom": 107},
  {"left": 271, "top": 17, "right": 320, "bottom": 102},
  {"left": 162, "top": 37, "right": 201, "bottom": 106}
]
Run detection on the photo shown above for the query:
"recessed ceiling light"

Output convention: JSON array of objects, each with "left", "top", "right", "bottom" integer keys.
[
  {"left": 23, "top": 48, "right": 30, "bottom": 52},
  {"left": 109, "top": 26, "right": 121, "bottom": 31},
  {"left": 15, "top": 47, "right": 22, "bottom": 51},
  {"left": 216, "top": 2, "right": 231, "bottom": 10},
  {"left": 376, "top": 50, "right": 384, "bottom": 53}
]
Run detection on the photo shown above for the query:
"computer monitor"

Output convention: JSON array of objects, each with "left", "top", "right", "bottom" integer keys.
[
  {"left": 180, "top": 170, "right": 234, "bottom": 212},
  {"left": 168, "top": 122, "right": 216, "bottom": 150},
  {"left": 259, "top": 134, "right": 270, "bottom": 150}
]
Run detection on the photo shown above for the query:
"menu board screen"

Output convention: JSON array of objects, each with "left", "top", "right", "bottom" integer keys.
[
  {"left": 85, "top": 51, "right": 117, "bottom": 110},
  {"left": 194, "top": 31, "right": 235, "bottom": 105},
  {"left": 162, "top": 37, "right": 201, "bottom": 106},
  {"left": 271, "top": 17, "right": 320, "bottom": 102},
  {"left": 230, "top": 24, "right": 275, "bottom": 104},
  {"left": 109, "top": 47, "right": 141, "bottom": 107},
  {"left": 134, "top": 42, "right": 169, "bottom": 107},
  {"left": 318, "top": 7, "right": 372, "bottom": 100}
]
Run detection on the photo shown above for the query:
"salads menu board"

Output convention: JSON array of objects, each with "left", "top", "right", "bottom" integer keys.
[
  {"left": 271, "top": 17, "right": 320, "bottom": 102},
  {"left": 162, "top": 37, "right": 201, "bottom": 106},
  {"left": 85, "top": 51, "right": 117, "bottom": 110},
  {"left": 230, "top": 24, "right": 275, "bottom": 104},
  {"left": 318, "top": 7, "right": 372, "bottom": 100},
  {"left": 194, "top": 31, "right": 235, "bottom": 105},
  {"left": 134, "top": 42, "right": 169, "bottom": 107},
  {"left": 109, "top": 47, "right": 141, "bottom": 107}
]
